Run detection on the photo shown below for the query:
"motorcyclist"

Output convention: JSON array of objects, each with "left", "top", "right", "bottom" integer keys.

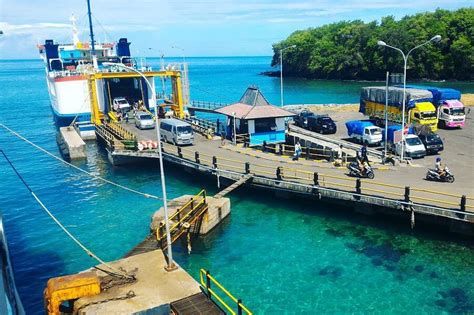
[
  {"left": 435, "top": 157, "right": 446, "bottom": 177},
  {"left": 356, "top": 151, "right": 366, "bottom": 175}
]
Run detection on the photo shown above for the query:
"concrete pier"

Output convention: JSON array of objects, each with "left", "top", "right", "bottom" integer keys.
[
  {"left": 74, "top": 250, "right": 202, "bottom": 314},
  {"left": 56, "top": 126, "right": 86, "bottom": 159},
  {"left": 151, "top": 195, "right": 231, "bottom": 235}
]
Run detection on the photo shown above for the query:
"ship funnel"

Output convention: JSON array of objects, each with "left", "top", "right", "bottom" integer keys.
[{"left": 117, "top": 38, "right": 131, "bottom": 57}]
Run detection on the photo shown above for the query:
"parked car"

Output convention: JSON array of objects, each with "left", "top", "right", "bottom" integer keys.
[
  {"left": 418, "top": 133, "right": 444, "bottom": 155},
  {"left": 294, "top": 110, "right": 316, "bottom": 129},
  {"left": 112, "top": 97, "right": 131, "bottom": 112},
  {"left": 134, "top": 111, "right": 155, "bottom": 130},
  {"left": 308, "top": 115, "right": 337, "bottom": 134},
  {"left": 160, "top": 118, "right": 194, "bottom": 145}
]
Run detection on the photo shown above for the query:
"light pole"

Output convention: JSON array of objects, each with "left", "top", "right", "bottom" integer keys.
[
  {"left": 279, "top": 45, "right": 296, "bottom": 107},
  {"left": 377, "top": 35, "right": 441, "bottom": 161},
  {"left": 232, "top": 112, "right": 237, "bottom": 145},
  {"left": 103, "top": 62, "right": 176, "bottom": 271}
]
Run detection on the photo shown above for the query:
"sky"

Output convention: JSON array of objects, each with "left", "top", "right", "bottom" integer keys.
[{"left": 0, "top": 0, "right": 471, "bottom": 59}]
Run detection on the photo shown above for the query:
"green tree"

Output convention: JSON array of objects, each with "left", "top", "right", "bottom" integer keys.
[{"left": 271, "top": 8, "right": 474, "bottom": 81}]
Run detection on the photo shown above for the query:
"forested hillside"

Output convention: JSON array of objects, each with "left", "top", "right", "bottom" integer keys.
[{"left": 271, "top": 8, "right": 473, "bottom": 80}]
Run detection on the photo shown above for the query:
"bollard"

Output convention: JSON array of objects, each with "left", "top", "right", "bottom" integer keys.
[
  {"left": 279, "top": 144, "right": 283, "bottom": 155},
  {"left": 195, "top": 151, "right": 200, "bottom": 164},
  {"left": 177, "top": 146, "right": 183, "bottom": 158},
  {"left": 460, "top": 195, "right": 466, "bottom": 213},
  {"left": 203, "top": 189, "right": 207, "bottom": 203},
  {"left": 404, "top": 186, "right": 410, "bottom": 203},
  {"left": 263, "top": 141, "right": 267, "bottom": 152},
  {"left": 305, "top": 146, "right": 310, "bottom": 160},
  {"left": 313, "top": 172, "right": 319, "bottom": 186},
  {"left": 212, "top": 156, "right": 217, "bottom": 169},
  {"left": 245, "top": 162, "right": 250, "bottom": 174},
  {"left": 276, "top": 167, "right": 282, "bottom": 180},
  {"left": 356, "top": 178, "right": 361, "bottom": 195}
]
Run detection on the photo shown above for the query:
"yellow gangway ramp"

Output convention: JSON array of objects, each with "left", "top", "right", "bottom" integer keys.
[
  {"left": 108, "top": 111, "right": 118, "bottom": 122},
  {"left": 44, "top": 272, "right": 100, "bottom": 315}
]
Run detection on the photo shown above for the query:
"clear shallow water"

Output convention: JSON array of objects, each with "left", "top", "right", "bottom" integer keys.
[{"left": 0, "top": 57, "right": 473, "bottom": 314}]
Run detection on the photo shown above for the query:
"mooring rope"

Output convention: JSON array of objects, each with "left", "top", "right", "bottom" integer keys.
[
  {"left": 0, "top": 123, "right": 162, "bottom": 200},
  {"left": 0, "top": 149, "right": 134, "bottom": 279}
]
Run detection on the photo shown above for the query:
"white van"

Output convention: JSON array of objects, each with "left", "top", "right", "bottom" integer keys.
[
  {"left": 395, "top": 134, "right": 426, "bottom": 159},
  {"left": 160, "top": 119, "right": 194, "bottom": 145}
]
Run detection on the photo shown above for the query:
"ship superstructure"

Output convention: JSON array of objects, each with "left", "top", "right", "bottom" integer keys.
[{"left": 38, "top": 12, "right": 189, "bottom": 139}]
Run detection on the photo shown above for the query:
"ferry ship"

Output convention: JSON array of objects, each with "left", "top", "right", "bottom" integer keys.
[{"left": 37, "top": 4, "right": 189, "bottom": 139}]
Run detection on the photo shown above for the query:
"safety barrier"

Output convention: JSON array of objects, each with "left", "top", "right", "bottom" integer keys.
[
  {"left": 199, "top": 269, "right": 252, "bottom": 315},
  {"left": 109, "top": 127, "right": 473, "bottom": 217},
  {"left": 235, "top": 133, "right": 250, "bottom": 145},
  {"left": 258, "top": 142, "right": 333, "bottom": 161},
  {"left": 190, "top": 100, "right": 228, "bottom": 110},
  {"left": 156, "top": 190, "right": 208, "bottom": 249}
]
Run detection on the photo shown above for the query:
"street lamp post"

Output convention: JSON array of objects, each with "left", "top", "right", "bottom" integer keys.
[
  {"left": 232, "top": 112, "right": 237, "bottom": 145},
  {"left": 279, "top": 45, "right": 296, "bottom": 107},
  {"left": 377, "top": 35, "right": 441, "bottom": 161},
  {"left": 103, "top": 62, "right": 176, "bottom": 271}
]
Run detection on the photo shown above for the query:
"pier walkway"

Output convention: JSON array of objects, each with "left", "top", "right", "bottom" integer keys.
[{"left": 101, "top": 122, "right": 474, "bottom": 232}]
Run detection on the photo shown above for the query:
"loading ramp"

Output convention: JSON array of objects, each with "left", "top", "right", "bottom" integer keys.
[{"left": 215, "top": 174, "right": 253, "bottom": 199}]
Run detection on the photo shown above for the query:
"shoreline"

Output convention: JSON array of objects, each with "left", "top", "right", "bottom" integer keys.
[{"left": 284, "top": 93, "right": 474, "bottom": 114}]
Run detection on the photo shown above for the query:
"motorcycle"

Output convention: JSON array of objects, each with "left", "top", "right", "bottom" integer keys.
[
  {"left": 425, "top": 166, "right": 455, "bottom": 183},
  {"left": 347, "top": 162, "right": 375, "bottom": 179}
]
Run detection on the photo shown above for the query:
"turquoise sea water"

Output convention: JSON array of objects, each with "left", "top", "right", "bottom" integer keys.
[{"left": 0, "top": 57, "right": 473, "bottom": 314}]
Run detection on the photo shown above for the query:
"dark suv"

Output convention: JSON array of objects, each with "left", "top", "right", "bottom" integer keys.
[
  {"left": 418, "top": 133, "right": 444, "bottom": 155},
  {"left": 308, "top": 115, "right": 337, "bottom": 134},
  {"left": 294, "top": 110, "right": 315, "bottom": 129}
]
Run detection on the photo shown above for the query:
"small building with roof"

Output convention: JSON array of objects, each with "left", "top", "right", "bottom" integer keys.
[{"left": 215, "top": 86, "right": 295, "bottom": 146}]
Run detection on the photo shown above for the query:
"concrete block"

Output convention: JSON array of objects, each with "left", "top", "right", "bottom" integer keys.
[{"left": 57, "top": 126, "right": 86, "bottom": 159}]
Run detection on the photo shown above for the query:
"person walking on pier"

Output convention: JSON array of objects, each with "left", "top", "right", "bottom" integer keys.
[
  {"left": 293, "top": 141, "right": 302, "bottom": 161},
  {"left": 360, "top": 143, "right": 369, "bottom": 165}
]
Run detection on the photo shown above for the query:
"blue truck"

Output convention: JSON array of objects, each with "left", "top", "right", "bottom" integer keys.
[{"left": 345, "top": 120, "right": 383, "bottom": 145}]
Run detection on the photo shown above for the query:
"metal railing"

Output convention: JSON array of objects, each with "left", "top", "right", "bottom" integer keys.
[
  {"left": 189, "top": 100, "right": 228, "bottom": 110},
  {"left": 200, "top": 269, "right": 252, "bottom": 315},
  {"left": 103, "top": 129, "right": 473, "bottom": 217},
  {"left": 156, "top": 190, "right": 208, "bottom": 249}
]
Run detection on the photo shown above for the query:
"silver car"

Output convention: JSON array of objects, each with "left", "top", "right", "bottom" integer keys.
[{"left": 135, "top": 111, "right": 155, "bottom": 129}]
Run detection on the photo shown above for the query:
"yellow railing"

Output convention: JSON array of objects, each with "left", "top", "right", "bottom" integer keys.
[
  {"left": 156, "top": 190, "right": 207, "bottom": 243},
  {"left": 199, "top": 269, "right": 252, "bottom": 315}
]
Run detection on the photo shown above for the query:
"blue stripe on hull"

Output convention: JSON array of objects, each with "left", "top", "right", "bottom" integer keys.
[{"left": 51, "top": 108, "right": 91, "bottom": 127}]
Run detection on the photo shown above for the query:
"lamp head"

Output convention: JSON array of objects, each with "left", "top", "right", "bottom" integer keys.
[
  {"left": 291, "top": 45, "right": 297, "bottom": 48},
  {"left": 430, "top": 35, "right": 442, "bottom": 43},
  {"left": 102, "top": 62, "right": 113, "bottom": 66},
  {"left": 377, "top": 40, "right": 387, "bottom": 47}
]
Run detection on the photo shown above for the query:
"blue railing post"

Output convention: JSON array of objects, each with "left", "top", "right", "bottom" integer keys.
[
  {"left": 238, "top": 299, "right": 243, "bottom": 315},
  {"left": 177, "top": 146, "right": 183, "bottom": 158},
  {"left": 245, "top": 162, "right": 250, "bottom": 174},
  {"left": 195, "top": 151, "right": 200, "bottom": 164}
]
